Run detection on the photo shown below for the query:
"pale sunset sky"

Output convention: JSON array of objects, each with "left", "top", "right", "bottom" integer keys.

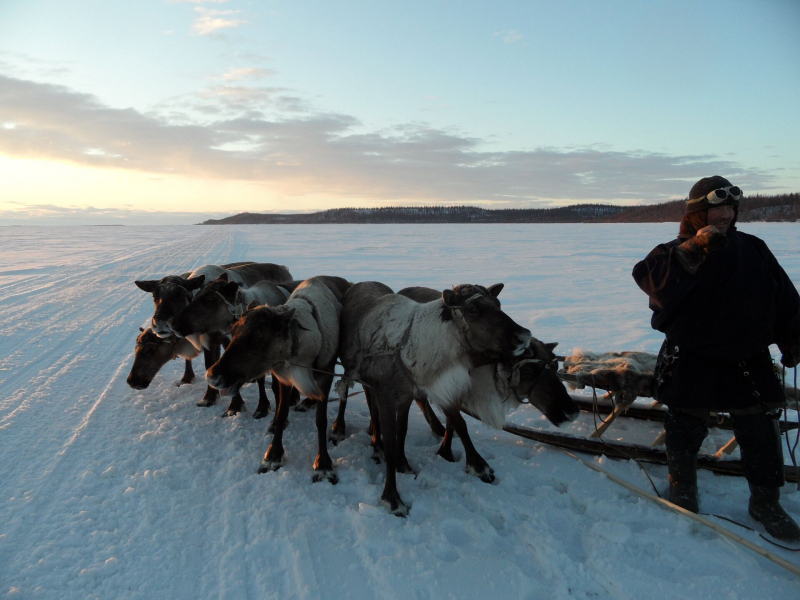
[{"left": 1, "top": 0, "right": 798, "bottom": 224}]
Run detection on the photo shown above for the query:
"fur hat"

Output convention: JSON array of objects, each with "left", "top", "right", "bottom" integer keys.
[
  {"left": 686, "top": 175, "right": 736, "bottom": 214},
  {"left": 679, "top": 175, "right": 740, "bottom": 238}
]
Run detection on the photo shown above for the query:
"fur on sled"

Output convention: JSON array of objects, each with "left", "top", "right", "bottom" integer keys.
[{"left": 561, "top": 350, "right": 657, "bottom": 398}]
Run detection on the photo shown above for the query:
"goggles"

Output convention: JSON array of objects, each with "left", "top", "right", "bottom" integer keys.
[{"left": 689, "top": 185, "right": 743, "bottom": 206}]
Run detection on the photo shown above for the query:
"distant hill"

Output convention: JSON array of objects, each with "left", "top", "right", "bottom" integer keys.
[{"left": 200, "top": 193, "right": 800, "bottom": 225}]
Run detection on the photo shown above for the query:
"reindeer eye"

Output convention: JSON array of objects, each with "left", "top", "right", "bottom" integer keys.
[
  {"left": 205, "top": 296, "right": 216, "bottom": 305},
  {"left": 466, "top": 305, "right": 479, "bottom": 316}
]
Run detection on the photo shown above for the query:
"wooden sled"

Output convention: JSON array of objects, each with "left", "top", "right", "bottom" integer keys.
[{"left": 555, "top": 350, "right": 800, "bottom": 462}]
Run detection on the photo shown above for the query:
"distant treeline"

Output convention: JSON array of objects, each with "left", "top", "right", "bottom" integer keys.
[{"left": 200, "top": 193, "right": 800, "bottom": 225}]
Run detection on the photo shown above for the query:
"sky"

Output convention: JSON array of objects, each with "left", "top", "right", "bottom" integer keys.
[{"left": 1, "top": 0, "right": 799, "bottom": 224}]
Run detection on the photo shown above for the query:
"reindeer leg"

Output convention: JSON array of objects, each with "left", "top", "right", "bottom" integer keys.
[
  {"left": 260, "top": 382, "right": 291, "bottom": 472},
  {"left": 416, "top": 398, "right": 446, "bottom": 437},
  {"left": 437, "top": 422, "right": 457, "bottom": 463},
  {"left": 252, "top": 375, "right": 271, "bottom": 419},
  {"left": 179, "top": 359, "right": 196, "bottom": 386},
  {"left": 269, "top": 384, "right": 295, "bottom": 433},
  {"left": 198, "top": 345, "right": 220, "bottom": 407},
  {"left": 329, "top": 393, "right": 347, "bottom": 446},
  {"left": 396, "top": 400, "right": 415, "bottom": 474},
  {"left": 365, "top": 389, "right": 383, "bottom": 464},
  {"left": 377, "top": 395, "right": 409, "bottom": 517},
  {"left": 313, "top": 373, "right": 338, "bottom": 484},
  {"left": 444, "top": 406, "right": 495, "bottom": 483},
  {"left": 221, "top": 391, "right": 245, "bottom": 417}
]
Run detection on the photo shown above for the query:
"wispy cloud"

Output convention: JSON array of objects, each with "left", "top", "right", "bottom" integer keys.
[
  {"left": 0, "top": 74, "right": 775, "bottom": 206},
  {"left": 192, "top": 8, "right": 245, "bottom": 36},
  {"left": 494, "top": 30, "right": 523, "bottom": 44},
  {"left": 221, "top": 67, "right": 275, "bottom": 81}
]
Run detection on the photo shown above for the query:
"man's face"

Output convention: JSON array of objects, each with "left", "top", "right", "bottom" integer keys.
[{"left": 708, "top": 205, "right": 735, "bottom": 235}]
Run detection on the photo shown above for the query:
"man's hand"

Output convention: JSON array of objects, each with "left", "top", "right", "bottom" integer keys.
[
  {"left": 674, "top": 226, "right": 728, "bottom": 274},
  {"left": 779, "top": 335, "right": 800, "bottom": 369}
]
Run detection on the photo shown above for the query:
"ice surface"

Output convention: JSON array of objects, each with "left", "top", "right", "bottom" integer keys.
[{"left": 1, "top": 223, "right": 799, "bottom": 599}]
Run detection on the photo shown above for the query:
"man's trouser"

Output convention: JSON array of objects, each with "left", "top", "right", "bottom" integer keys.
[{"left": 664, "top": 409, "right": 785, "bottom": 488}]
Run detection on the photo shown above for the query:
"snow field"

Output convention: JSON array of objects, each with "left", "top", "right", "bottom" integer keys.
[{"left": 0, "top": 223, "right": 798, "bottom": 599}]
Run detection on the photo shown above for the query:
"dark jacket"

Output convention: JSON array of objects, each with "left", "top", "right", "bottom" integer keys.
[{"left": 632, "top": 229, "right": 800, "bottom": 411}]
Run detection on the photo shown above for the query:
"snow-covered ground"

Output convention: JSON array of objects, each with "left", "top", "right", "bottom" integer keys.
[{"left": 1, "top": 223, "right": 798, "bottom": 599}]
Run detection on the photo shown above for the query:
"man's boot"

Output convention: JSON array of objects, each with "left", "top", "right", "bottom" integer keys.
[
  {"left": 667, "top": 450, "right": 699, "bottom": 513},
  {"left": 748, "top": 484, "right": 800, "bottom": 542}
]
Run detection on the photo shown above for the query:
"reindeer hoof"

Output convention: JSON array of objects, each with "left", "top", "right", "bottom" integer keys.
[
  {"left": 178, "top": 377, "right": 195, "bottom": 387},
  {"left": 312, "top": 469, "right": 338, "bottom": 485},
  {"left": 380, "top": 495, "right": 410, "bottom": 518},
  {"left": 259, "top": 453, "right": 286, "bottom": 473},
  {"left": 397, "top": 458, "right": 415, "bottom": 475},
  {"left": 197, "top": 398, "right": 217, "bottom": 407},
  {"left": 220, "top": 407, "right": 241, "bottom": 418},
  {"left": 466, "top": 463, "right": 496, "bottom": 484},
  {"left": 437, "top": 446, "right": 457, "bottom": 463},
  {"left": 371, "top": 445, "right": 384, "bottom": 464},
  {"left": 293, "top": 397, "right": 316, "bottom": 412},
  {"left": 253, "top": 407, "right": 271, "bottom": 420},
  {"left": 329, "top": 426, "right": 346, "bottom": 446}
]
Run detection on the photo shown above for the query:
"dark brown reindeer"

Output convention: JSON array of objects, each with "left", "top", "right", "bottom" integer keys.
[
  {"left": 169, "top": 276, "right": 297, "bottom": 418},
  {"left": 127, "top": 327, "right": 201, "bottom": 390},
  {"left": 206, "top": 276, "right": 351, "bottom": 483},
  {"left": 397, "top": 285, "right": 579, "bottom": 482},
  {"left": 134, "top": 262, "right": 292, "bottom": 408},
  {"left": 338, "top": 281, "right": 532, "bottom": 516}
]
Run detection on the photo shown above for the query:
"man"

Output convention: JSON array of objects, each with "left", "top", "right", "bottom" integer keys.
[{"left": 632, "top": 175, "right": 800, "bottom": 542}]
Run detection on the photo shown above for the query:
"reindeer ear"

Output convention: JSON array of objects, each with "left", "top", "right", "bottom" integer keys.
[
  {"left": 139, "top": 327, "right": 145, "bottom": 332},
  {"left": 442, "top": 289, "right": 458, "bottom": 307},
  {"left": 135, "top": 280, "right": 158, "bottom": 293},
  {"left": 487, "top": 283, "right": 504, "bottom": 298},
  {"left": 245, "top": 300, "right": 259, "bottom": 312},
  {"left": 185, "top": 275, "right": 205, "bottom": 291},
  {"left": 217, "top": 273, "right": 229, "bottom": 282},
  {"left": 545, "top": 342, "right": 559, "bottom": 352},
  {"left": 280, "top": 307, "right": 296, "bottom": 322}
]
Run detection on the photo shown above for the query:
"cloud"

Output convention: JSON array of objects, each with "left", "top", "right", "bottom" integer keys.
[
  {"left": 0, "top": 74, "right": 776, "bottom": 206},
  {"left": 0, "top": 202, "right": 232, "bottom": 226},
  {"left": 494, "top": 30, "right": 523, "bottom": 44},
  {"left": 192, "top": 8, "right": 245, "bottom": 36},
  {"left": 221, "top": 67, "right": 275, "bottom": 81}
]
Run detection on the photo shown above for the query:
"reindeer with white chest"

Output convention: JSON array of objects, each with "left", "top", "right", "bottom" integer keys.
[
  {"left": 397, "top": 285, "right": 580, "bottom": 482},
  {"left": 338, "top": 281, "right": 532, "bottom": 516},
  {"left": 206, "top": 276, "right": 351, "bottom": 483}
]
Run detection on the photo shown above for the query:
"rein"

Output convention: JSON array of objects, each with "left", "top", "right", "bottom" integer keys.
[
  {"left": 220, "top": 289, "right": 245, "bottom": 321},
  {"left": 448, "top": 293, "right": 483, "bottom": 353}
]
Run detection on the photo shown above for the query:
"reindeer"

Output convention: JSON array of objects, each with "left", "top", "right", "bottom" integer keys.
[
  {"left": 397, "top": 285, "right": 579, "bottom": 482},
  {"left": 134, "top": 262, "right": 292, "bottom": 408},
  {"left": 169, "top": 276, "right": 297, "bottom": 418},
  {"left": 338, "top": 281, "right": 531, "bottom": 516},
  {"left": 206, "top": 276, "right": 351, "bottom": 483},
  {"left": 127, "top": 327, "right": 201, "bottom": 390}
]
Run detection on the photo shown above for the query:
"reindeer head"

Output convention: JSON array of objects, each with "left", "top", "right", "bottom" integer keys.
[
  {"left": 506, "top": 340, "right": 579, "bottom": 426},
  {"left": 441, "top": 283, "right": 531, "bottom": 360},
  {"left": 206, "top": 304, "right": 295, "bottom": 395},
  {"left": 127, "top": 328, "right": 191, "bottom": 390},
  {"left": 170, "top": 275, "right": 240, "bottom": 338},
  {"left": 135, "top": 275, "right": 205, "bottom": 338}
]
